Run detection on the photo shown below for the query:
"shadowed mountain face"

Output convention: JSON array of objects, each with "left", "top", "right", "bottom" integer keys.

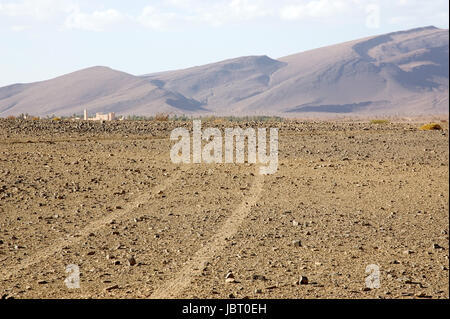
[
  {"left": 236, "top": 26, "right": 449, "bottom": 116},
  {"left": 142, "top": 55, "right": 286, "bottom": 110},
  {"left": 0, "top": 26, "right": 448, "bottom": 117}
]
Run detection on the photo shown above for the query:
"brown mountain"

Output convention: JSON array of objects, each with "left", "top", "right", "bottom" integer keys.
[{"left": 0, "top": 26, "right": 448, "bottom": 117}]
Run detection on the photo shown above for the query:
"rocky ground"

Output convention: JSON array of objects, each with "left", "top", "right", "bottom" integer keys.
[{"left": 0, "top": 118, "right": 448, "bottom": 299}]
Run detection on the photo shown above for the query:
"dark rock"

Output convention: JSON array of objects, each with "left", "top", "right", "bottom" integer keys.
[
  {"left": 299, "top": 276, "right": 309, "bottom": 285},
  {"left": 105, "top": 285, "right": 119, "bottom": 291},
  {"left": 128, "top": 256, "right": 137, "bottom": 266},
  {"left": 292, "top": 240, "right": 302, "bottom": 247}
]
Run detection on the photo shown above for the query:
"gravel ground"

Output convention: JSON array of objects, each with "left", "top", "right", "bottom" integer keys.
[{"left": 0, "top": 119, "right": 448, "bottom": 299}]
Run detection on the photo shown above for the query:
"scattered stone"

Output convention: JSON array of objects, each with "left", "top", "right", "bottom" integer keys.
[
  {"left": 433, "top": 243, "right": 444, "bottom": 250},
  {"left": 292, "top": 240, "right": 302, "bottom": 247},
  {"left": 105, "top": 285, "right": 119, "bottom": 291},
  {"left": 298, "top": 276, "right": 309, "bottom": 285},
  {"left": 401, "top": 292, "right": 414, "bottom": 297},
  {"left": 128, "top": 256, "right": 137, "bottom": 266},
  {"left": 37, "top": 280, "right": 48, "bottom": 285},
  {"left": 252, "top": 275, "right": 267, "bottom": 281},
  {"left": 225, "top": 271, "right": 235, "bottom": 283}
]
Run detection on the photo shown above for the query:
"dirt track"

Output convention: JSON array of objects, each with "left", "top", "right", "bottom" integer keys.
[{"left": 0, "top": 119, "right": 448, "bottom": 299}]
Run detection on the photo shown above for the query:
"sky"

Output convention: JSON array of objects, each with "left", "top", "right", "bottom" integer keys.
[{"left": 0, "top": 0, "right": 448, "bottom": 87}]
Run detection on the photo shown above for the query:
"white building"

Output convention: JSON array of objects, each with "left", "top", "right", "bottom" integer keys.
[{"left": 83, "top": 109, "right": 116, "bottom": 121}]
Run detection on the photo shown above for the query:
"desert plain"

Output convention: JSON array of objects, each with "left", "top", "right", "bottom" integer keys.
[{"left": 0, "top": 118, "right": 448, "bottom": 299}]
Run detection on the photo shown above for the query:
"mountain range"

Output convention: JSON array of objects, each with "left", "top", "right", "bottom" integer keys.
[{"left": 0, "top": 26, "right": 448, "bottom": 118}]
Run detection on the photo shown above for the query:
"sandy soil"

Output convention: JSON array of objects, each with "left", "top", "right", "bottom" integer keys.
[{"left": 0, "top": 119, "right": 448, "bottom": 299}]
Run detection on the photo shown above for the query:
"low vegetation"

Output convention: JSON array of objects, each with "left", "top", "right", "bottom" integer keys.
[
  {"left": 419, "top": 123, "right": 443, "bottom": 131},
  {"left": 155, "top": 113, "right": 170, "bottom": 122},
  {"left": 370, "top": 119, "right": 390, "bottom": 124},
  {"left": 122, "top": 114, "right": 285, "bottom": 123}
]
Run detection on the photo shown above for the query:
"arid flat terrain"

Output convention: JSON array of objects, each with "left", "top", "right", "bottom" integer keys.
[{"left": 0, "top": 118, "right": 448, "bottom": 299}]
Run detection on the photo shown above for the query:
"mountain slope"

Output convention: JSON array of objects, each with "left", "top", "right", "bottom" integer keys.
[
  {"left": 0, "top": 26, "right": 448, "bottom": 117},
  {"left": 225, "top": 26, "right": 448, "bottom": 115},
  {"left": 0, "top": 67, "right": 206, "bottom": 117},
  {"left": 142, "top": 55, "right": 286, "bottom": 111}
]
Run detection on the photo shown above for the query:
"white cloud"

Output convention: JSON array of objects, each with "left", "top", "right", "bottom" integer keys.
[
  {"left": 229, "top": 0, "right": 270, "bottom": 20},
  {"left": 280, "top": 0, "right": 352, "bottom": 21},
  {"left": 389, "top": 0, "right": 449, "bottom": 27},
  {"left": 65, "top": 9, "right": 124, "bottom": 32},
  {"left": 136, "top": 0, "right": 449, "bottom": 29},
  {"left": 1, "top": 0, "right": 448, "bottom": 32},
  {"left": 137, "top": 6, "right": 179, "bottom": 30},
  {"left": 158, "top": 0, "right": 360, "bottom": 26},
  {"left": 397, "top": 0, "right": 409, "bottom": 6},
  {"left": 0, "top": 0, "right": 76, "bottom": 20},
  {"left": 0, "top": 0, "right": 125, "bottom": 32},
  {"left": 11, "top": 25, "right": 28, "bottom": 32},
  {"left": 138, "top": 0, "right": 272, "bottom": 28}
]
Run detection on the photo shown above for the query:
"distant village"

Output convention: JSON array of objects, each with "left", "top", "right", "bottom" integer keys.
[
  {"left": 5, "top": 111, "right": 289, "bottom": 123},
  {"left": 82, "top": 109, "right": 118, "bottom": 121},
  {"left": 8, "top": 109, "right": 123, "bottom": 121}
]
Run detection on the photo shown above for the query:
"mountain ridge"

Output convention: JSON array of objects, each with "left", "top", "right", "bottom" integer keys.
[{"left": 1, "top": 26, "right": 448, "bottom": 117}]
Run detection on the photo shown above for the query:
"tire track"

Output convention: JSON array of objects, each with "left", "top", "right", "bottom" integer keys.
[
  {"left": 0, "top": 170, "right": 181, "bottom": 282},
  {"left": 150, "top": 168, "right": 264, "bottom": 299}
]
